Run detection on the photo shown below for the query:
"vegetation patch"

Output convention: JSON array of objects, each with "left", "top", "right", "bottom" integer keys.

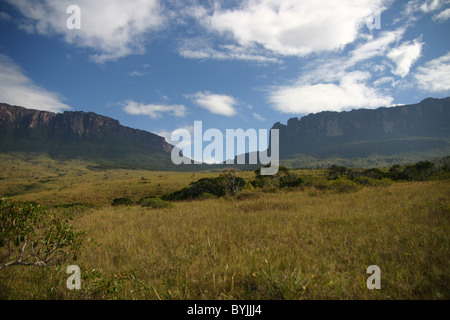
[
  {"left": 329, "top": 178, "right": 361, "bottom": 193},
  {"left": 140, "top": 197, "right": 173, "bottom": 209},
  {"left": 0, "top": 199, "right": 85, "bottom": 270},
  {"left": 111, "top": 197, "right": 133, "bottom": 206}
]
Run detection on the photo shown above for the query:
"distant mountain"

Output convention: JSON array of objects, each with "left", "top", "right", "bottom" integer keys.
[
  {"left": 269, "top": 97, "right": 450, "bottom": 168},
  {"left": 0, "top": 103, "right": 182, "bottom": 170},
  {"left": 2, "top": 97, "right": 450, "bottom": 172}
]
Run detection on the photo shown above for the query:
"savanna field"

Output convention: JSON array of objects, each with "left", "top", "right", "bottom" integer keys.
[{"left": 0, "top": 153, "right": 449, "bottom": 300}]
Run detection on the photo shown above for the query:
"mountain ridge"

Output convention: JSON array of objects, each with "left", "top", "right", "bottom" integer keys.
[
  {"left": 0, "top": 103, "right": 178, "bottom": 170},
  {"left": 1, "top": 97, "right": 450, "bottom": 170},
  {"left": 263, "top": 97, "right": 450, "bottom": 168}
]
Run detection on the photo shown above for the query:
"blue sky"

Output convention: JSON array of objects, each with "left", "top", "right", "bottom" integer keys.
[{"left": 0, "top": 0, "right": 449, "bottom": 162}]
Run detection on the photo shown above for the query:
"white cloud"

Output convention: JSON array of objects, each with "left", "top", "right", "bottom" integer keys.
[
  {"left": 0, "top": 12, "right": 12, "bottom": 21},
  {"left": 202, "top": 0, "right": 387, "bottom": 57},
  {"left": 179, "top": 40, "right": 280, "bottom": 63},
  {"left": 269, "top": 72, "right": 393, "bottom": 114},
  {"left": 0, "top": 54, "right": 72, "bottom": 112},
  {"left": 348, "top": 29, "right": 405, "bottom": 66},
  {"left": 7, "top": 0, "right": 166, "bottom": 63},
  {"left": 415, "top": 52, "right": 450, "bottom": 92},
  {"left": 402, "top": 0, "right": 450, "bottom": 20},
  {"left": 253, "top": 112, "right": 266, "bottom": 122},
  {"left": 122, "top": 100, "right": 187, "bottom": 119},
  {"left": 128, "top": 70, "right": 151, "bottom": 77},
  {"left": 373, "top": 76, "right": 397, "bottom": 87},
  {"left": 419, "top": 0, "right": 442, "bottom": 12},
  {"left": 264, "top": 25, "right": 425, "bottom": 115},
  {"left": 433, "top": 8, "right": 450, "bottom": 21},
  {"left": 188, "top": 92, "right": 237, "bottom": 116},
  {"left": 278, "top": 29, "right": 405, "bottom": 88},
  {"left": 387, "top": 39, "right": 423, "bottom": 77}
]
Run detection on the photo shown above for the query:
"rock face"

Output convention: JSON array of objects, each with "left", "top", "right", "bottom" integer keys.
[
  {"left": 271, "top": 97, "right": 450, "bottom": 158},
  {"left": 0, "top": 103, "right": 174, "bottom": 168}
]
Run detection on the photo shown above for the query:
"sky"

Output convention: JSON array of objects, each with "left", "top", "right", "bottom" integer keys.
[{"left": 0, "top": 0, "right": 449, "bottom": 162}]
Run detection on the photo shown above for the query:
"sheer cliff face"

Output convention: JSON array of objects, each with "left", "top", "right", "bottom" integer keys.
[
  {"left": 0, "top": 103, "right": 173, "bottom": 154},
  {"left": 272, "top": 97, "right": 450, "bottom": 157}
]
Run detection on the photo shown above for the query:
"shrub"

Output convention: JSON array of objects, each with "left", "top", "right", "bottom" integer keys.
[
  {"left": 361, "top": 168, "right": 387, "bottom": 180},
  {"left": 253, "top": 165, "right": 303, "bottom": 190},
  {"left": 197, "top": 193, "right": 217, "bottom": 200},
  {"left": 329, "top": 177, "right": 360, "bottom": 193},
  {"left": 388, "top": 164, "right": 407, "bottom": 181},
  {"left": 328, "top": 165, "right": 348, "bottom": 180},
  {"left": 313, "top": 180, "right": 330, "bottom": 191},
  {"left": 242, "top": 180, "right": 255, "bottom": 191},
  {"left": 140, "top": 198, "right": 173, "bottom": 209},
  {"left": 219, "top": 168, "right": 246, "bottom": 196},
  {"left": 162, "top": 177, "right": 226, "bottom": 201},
  {"left": 111, "top": 197, "right": 133, "bottom": 206},
  {"left": 0, "top": 199, "right": 85, "bottom": 270},
  {"left": 354, "top": 177, "right": 393, "bottom": 187},
  {"left": 278, "top": 173, "right": 304, "bottom": 188}
]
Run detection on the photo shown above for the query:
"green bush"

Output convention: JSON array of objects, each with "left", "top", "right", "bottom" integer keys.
[
  {"left": 328, "top": 165, "right": 348, "bottom": 180},
  {"left": 278, "top": 173, "right": 304, "bottom": 188},
  {"left": 354, "top": 177, "right": 393, "bottom": 186},
  {"left": 253, "top": 165, "right": 303, "bottom": 190},
  {"left": 111, "top": 197, "right": 133, "bottom": 206},
  {"left": 329, "top": 178, "right": 360, "bottom": 193},
  {"left": 197, "top": 193, "right": 217, "bottom": 200},
  {"left": 219, "top": 168, "right": 246, "bottom": 196},
  {"left": 140, "top": 197, "right": 173, "bottom": 209},
  {"left": 0, "top": 199, "right": 85, "bottom": 270},
  {"left": 162, "top": 177, "right": 226, "bottom": 201}
]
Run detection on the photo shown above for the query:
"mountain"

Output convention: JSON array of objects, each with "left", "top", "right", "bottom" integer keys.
[
  {"left": 0, "top": 103, "right": 181, "bottom": 170},
  {"left": 269, "top": 97, "right": 450, "bottom": 168},
  {"left": 2, "top": 97, "right": 450, "bottom": 172}
]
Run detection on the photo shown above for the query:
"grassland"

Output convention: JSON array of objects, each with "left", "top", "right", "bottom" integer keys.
[{"left": 0, "top": 152, "right": 449, "bottom": 300}]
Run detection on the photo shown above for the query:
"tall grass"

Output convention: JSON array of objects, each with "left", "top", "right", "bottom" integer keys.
[{"left": 1, "top": 177, "right": 448, "bottom": 299}]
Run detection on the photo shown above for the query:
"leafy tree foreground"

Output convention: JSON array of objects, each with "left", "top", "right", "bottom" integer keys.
[{"left": 0, "top": 199, "right": 85, "bottom": 270}]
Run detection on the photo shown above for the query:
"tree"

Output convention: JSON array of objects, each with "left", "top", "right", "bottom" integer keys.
[
  {"left": 219, "top": 168, "right": 245, "bottom": 196},
  {"left": 0, "top": 199, "right": 85, "bottom": 270},
  {"left": 328, "top": 165, "right": 348, "bottom": 180}
]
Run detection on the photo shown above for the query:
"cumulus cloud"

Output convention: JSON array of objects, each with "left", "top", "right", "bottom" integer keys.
[
  {"left": 265, "top": 27, "right": 412, "bottom": 115},
  {"left": 414, "top": 52, "right": 450, "bottom": 92},
  {"left": 201, "top": 0, "right": 386, "bottom": 57},
  {"left": 269, "top": 72, "right": 393, "bottom": 114},
  {"left": 387, "top": 39, "right": 423, "bottom": 77},
  {"left": 188, "top": 92, "right": 237, "bottom": 116},
  {"left": 0, "top": 54, "right": 72, "bottom": 112},
  {"left": 6, "top": 0, "right": 166, "bottom": 63},
  {"left": 122, "top": 100, "right": 187, "bottom": 119}
]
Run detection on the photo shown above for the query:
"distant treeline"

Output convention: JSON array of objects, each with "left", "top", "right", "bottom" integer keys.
[
  {"left": 111, "top": 156, "right": 450, "bottom": 206},
  {"left": 328, "top": 156, "right": 450, "bottom": 182}
]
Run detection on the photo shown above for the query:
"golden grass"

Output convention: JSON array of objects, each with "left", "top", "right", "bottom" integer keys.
[{"left": 1, "top": 164, "right": 448, "bottom": 300}]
